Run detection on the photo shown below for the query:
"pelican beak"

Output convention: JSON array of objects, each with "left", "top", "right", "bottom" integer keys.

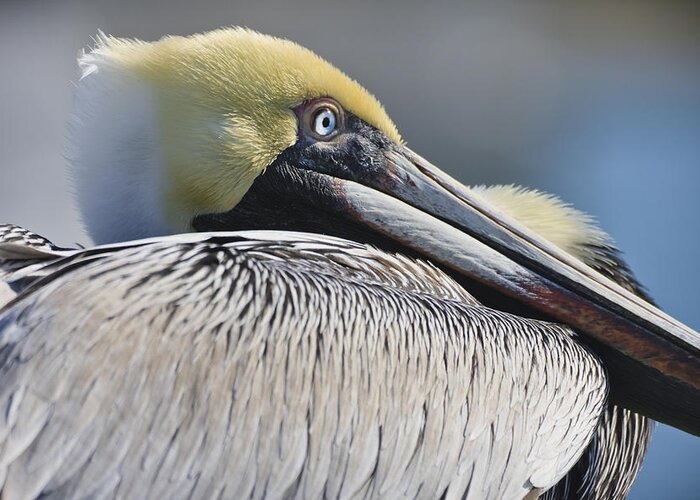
[{"left": 328, "top": 145, "right": 700, "bottom": 436}]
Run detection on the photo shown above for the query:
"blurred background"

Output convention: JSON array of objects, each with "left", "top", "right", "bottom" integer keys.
[{"left": 1, "top": 0, "right": 699, "bottom": 497}]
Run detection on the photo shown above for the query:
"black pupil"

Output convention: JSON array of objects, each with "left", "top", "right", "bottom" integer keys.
[{"left": 322, "top": 116, "right": 330, "bottom": 128}]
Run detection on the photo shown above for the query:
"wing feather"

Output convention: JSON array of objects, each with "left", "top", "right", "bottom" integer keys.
[{"left": 0, "top": 229, "right": 607, "bottom": 499}]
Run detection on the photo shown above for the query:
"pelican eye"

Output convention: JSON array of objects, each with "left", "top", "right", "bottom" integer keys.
[
  {"left": 312, "top": 107, "right": 337, "bottom": 137},
  {"left": 299, "top": 98, "right": 344, "bottom": 141}
]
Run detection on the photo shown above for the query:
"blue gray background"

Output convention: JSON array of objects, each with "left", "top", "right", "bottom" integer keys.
[{"left": 1, "top": 1, "right": 699, "bottom": 497}]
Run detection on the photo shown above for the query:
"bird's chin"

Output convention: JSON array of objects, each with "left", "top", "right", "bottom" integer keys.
[{"left": 191, "top": 163, "right": 402, "bottom": 251}]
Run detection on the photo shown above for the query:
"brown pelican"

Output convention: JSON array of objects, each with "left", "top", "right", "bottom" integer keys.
[{"left": 0, "top": 28, "right": 698, "bottom": 499}]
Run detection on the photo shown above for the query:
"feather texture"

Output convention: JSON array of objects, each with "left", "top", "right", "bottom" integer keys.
[{"left": 0, "top": 228, "right": 607, "bottom": 499}]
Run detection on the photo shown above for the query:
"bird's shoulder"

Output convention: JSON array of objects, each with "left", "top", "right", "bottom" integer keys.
[{"left": 0, "top": 224, "right": 77, "bottom": 307}]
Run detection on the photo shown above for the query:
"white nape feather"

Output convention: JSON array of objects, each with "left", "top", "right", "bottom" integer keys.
[
  {"left": 472, "top": 185, "right": 613, "bottom": 264},
  {"left": 68, "top": 42, "right": 166, "bottom": 245}
]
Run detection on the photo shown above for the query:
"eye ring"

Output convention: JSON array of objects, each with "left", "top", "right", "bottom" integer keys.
[
  {"left": 312, "top": 107, "right": 337, "bottom": 137},
  {"left": 300, "top": 98, "right": 344, "bottom": 141}
]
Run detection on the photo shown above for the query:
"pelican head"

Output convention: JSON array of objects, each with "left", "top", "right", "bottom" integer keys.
[
  {"left": 71, "top": 28, "right": 400, "bottom": 242},
  {"left": 70, "top": 27, "right": 700, "bottom": 435}
]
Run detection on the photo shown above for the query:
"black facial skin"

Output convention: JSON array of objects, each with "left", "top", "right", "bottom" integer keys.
[{"left": 193, "top": 110, "right": 416, "bottom": 255}]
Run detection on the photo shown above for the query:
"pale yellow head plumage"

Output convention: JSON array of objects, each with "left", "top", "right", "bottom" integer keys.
[{"left": 84, "top": 28, "right": 401, "bottom": 229}]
